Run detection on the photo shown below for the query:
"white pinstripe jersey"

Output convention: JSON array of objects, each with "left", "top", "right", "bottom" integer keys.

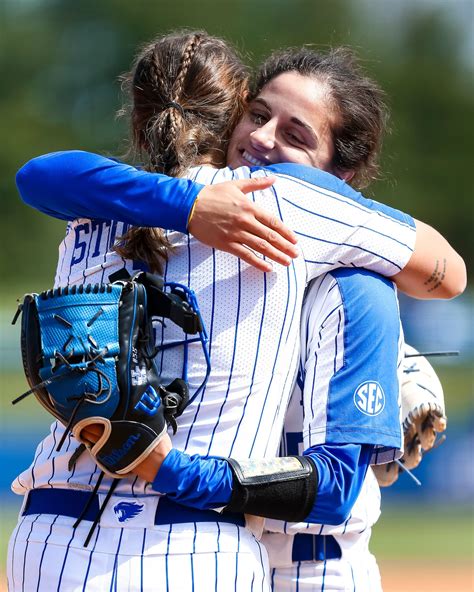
[
  {"left": 13, "top": 164, "right": 414, "bottom": 499},
  {"left": 263, "top": 271, "right": 402, "bottom": 591}
]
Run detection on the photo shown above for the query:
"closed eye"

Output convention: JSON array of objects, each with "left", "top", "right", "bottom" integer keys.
[
  {"left": 250, "top": 110, "right": 268, "bottom": 126},
  {"left": 286, "top": 131, "right": 305, "bottom": 145}
]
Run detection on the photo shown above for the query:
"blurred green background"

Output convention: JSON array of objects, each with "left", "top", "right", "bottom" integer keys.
[{"left": 1, "top": 0, "right": 473, "bottom": 590}]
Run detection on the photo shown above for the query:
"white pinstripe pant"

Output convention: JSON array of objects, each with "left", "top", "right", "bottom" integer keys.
[{"left": 8, "top": 513, "right": 270, "bottom": 592}]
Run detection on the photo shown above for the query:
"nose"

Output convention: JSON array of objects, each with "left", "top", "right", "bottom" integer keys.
[{"left": 249, "top": 121, "right": 276, "bottom": 152}]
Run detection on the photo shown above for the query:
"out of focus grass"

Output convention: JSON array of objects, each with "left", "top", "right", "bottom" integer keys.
[{"left": 372, "top": 506, "right": 474, "bottom": 560}]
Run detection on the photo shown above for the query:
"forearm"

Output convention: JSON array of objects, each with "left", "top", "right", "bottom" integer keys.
[
  {"left": 393, "top": 219, "right": 467, "bottom": 299},
  {"left": 16, "top": 151, "right": 202, "bottom": 232},
  {"left": 150, "top": 443, "right": 371, "bottom": 524}
]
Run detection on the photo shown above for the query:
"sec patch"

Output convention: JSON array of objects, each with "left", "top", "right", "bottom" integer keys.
[{"left": 354, "top": 381, "right": 385, "bottom": 416}]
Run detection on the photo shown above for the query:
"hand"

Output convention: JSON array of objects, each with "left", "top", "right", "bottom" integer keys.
[
  {"left": 131, "top": 434, "right": 173, "bottom": 483},
  {"left": 80, "top": 423, "right": 103, "bottom": 445},
  {"left": 188, "top": 177, "right": 299, "bottom": 272},
  {"left": 80, "top": 423, "right": 173, "bottom": 483}
]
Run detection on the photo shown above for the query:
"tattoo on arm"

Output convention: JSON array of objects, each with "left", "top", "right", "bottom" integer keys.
[{"left": 424, "top": 258, "right": 447, "bottom": 293}]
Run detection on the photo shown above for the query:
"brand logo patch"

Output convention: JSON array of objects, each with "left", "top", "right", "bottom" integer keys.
[
  {"left": 134, "top": 385, "right": 162, "bottom": 416},
  {"left": 354, "top": 381, "right": 385, "bottom": 416},
  {"left": 113, "top": 501, "right": 144, "bottom": 523},
  {"left": 100, "top": 433, "right": 141, "bottom": 466}
]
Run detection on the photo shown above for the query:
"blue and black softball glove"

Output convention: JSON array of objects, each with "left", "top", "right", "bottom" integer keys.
[{"left": 13, "top": 272, "right": 203, "bottom": 478}]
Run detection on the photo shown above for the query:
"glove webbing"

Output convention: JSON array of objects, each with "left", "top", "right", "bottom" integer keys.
[{"left": 12, "top": 347, "right": 113, "bottom": 453}]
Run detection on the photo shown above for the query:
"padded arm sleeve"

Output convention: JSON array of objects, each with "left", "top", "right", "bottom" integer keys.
[{"left": 16, "top": 151, "right": 203, "bottom": 232}]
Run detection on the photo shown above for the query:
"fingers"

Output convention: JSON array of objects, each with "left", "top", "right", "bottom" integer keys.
[
  {"left": 433, "top": 416, "right": 447, "bottom": 432},
  {"left": 413, "top": 410, "right": 447, "bottom": 451},
  {"left": 226, "top": 243, "right": 273, "bottom": 272},
  {"left": 416, "top": 415, "right": 437, "bottom": 450},
  {"left": 79, "top": 423, "right": 104, "bottom": 445},
  {"left": 190, "top": 178, "right": 299, "bottom": 271},
  {"left": 229, "top": 186, "right": 298, "bottom": 251},
  {"left": 372, "top": 462, "right": 399, "bottom": 487},
  {"left": 238, "top": 230, "right": 295, "bottom": 266},
  {"left": 233, "top": 176, "right": 276, "bottom": 194},
  {"left": 253, "top": 208, "right": 298, "bottom": 245},
  {"left": 403, "top": 434, "right": 423, "bottom": 469}
]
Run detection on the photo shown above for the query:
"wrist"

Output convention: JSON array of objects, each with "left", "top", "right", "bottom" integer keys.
[
  {"left": 134, "top": 440, "right": 172, "bottom": 483},
  {"left": 186, "top": 193, "right": 200, "bottom": 229}
]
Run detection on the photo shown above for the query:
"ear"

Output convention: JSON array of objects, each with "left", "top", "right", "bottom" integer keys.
[{"left": 335, "top": 168, "right": 355, "bottom": 183}]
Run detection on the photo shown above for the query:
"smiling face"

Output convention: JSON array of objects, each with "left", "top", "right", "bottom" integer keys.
[{"left": 227, "top": 71, "right": 339, "bottom": 172}]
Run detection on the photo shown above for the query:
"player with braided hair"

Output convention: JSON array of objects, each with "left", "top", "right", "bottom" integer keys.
[{"left": 11, "top": 33, "right": 465, "bottom": 592}]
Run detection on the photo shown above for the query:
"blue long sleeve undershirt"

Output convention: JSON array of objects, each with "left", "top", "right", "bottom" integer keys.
[
  {"left": 152, "top": 442, "right": 373, "bottom": 525},
  {"left": 16, "top": 151, "right": 203, "bottom": 233}
]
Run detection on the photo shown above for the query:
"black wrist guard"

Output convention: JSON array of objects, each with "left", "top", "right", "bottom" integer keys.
[{"left": 224, "top": 456, "right": 317, "bottom": 522}]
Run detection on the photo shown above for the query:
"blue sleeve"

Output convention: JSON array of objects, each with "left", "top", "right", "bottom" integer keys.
[
  {"left": 308, "top": 269, "right": 403, "bottom": 455},
  {"left": 16, "top": 151, "right": 204, "bottom": 233},
  {"left": 151, "top": 448, "right": 233, "bottom": 510},
  {"left": 303, "top": 443, "right": 373, "bottom": 525},
  {"left": 152, "top": 443, "right": 371, "bottom": 524}
]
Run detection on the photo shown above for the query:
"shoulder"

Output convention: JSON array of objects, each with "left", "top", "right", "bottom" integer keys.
[
  {"left": 260, "top": 163, "right": 349, "bottom": 194},
  {"left": 305, "top": 269, "right": 399, "bottom": 334},
  {"left": 254, "top": 163, "right": 413, "bottom": 226}
]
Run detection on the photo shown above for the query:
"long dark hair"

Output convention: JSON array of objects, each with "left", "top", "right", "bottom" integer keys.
[
  {"left": 253, "top": 47, "right": 389, "bottom": 189},
  {"left": 115, "top": 31, "right": 249, "bottom": 272}
]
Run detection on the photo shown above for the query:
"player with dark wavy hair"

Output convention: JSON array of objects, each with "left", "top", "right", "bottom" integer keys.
[{"left": 11, "top": 32, "right": 465, "bottom": 592}]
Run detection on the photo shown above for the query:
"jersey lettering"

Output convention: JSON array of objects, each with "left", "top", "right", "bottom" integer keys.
[
  {"left": 354, "top": 381, "right": 385, "bottom": 416},
  {"left": 71, "top": 223, "right": 90, "bottom": 266}
]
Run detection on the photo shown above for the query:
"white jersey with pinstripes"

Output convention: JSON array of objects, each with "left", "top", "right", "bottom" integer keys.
[
  {"left": 262, "top": 271, "right": 403, "bottom": 591},
  {"left": 9, "top": 164, "right": 413, "bottom": 592},
  {"left": 13, "top": 165, "right": 414, "bottom": 498}
]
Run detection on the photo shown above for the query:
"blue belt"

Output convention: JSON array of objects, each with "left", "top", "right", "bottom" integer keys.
[
  {"left": 292, "top": 533, "right": 341, "bottom": 562},
  {"left": 23, "top": 488, "right": 245, "bottom": 527}
]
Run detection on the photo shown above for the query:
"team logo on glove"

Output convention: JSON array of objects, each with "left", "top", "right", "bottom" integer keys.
[{"left": 354, "top": 381, "right": 385, "bottom": 416}]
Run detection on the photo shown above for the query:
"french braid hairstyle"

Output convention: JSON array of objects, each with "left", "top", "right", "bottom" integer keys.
[
  {"left": 115, "top": 30, "right": 249, "bottom": 273},
  {"left": 253, "top": 47, "right": 389, "bottom": 189}
]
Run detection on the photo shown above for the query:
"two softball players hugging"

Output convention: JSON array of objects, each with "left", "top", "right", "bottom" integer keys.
[{"left": 9, "top": 30, "right": 462, "bottom": 591}]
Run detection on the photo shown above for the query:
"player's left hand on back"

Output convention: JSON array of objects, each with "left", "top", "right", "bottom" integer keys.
[{"left": 188, "top": 177, "right": 299, "bottom": 272}]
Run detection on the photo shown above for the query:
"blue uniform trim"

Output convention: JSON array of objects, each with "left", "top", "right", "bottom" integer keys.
[
  {"left": 258, "top": 163, "right": 415, "bottom": 228},
  {"left": 304, "top": 443, "right": 373, "bottom": 525},
  {"left": 16, "top": 151, "right": 203, "bottom": 233},
  {"left": 23, "top": 488, "right": 244, "bottom": 526},
  {"left": 291, "top": 533, "right": 341, "bottom": 562},
  {"left": 321, "top": 269, "right": 402, "bottom": 449}
]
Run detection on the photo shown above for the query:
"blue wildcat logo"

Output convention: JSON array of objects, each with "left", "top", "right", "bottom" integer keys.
[{"left": 113, "top": 501, "right": 144, "bottom": 523}]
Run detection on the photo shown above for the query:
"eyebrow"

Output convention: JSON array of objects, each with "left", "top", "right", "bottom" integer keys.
[{"left": 252, "top": 97, "right": 318, "bottom": 143}]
